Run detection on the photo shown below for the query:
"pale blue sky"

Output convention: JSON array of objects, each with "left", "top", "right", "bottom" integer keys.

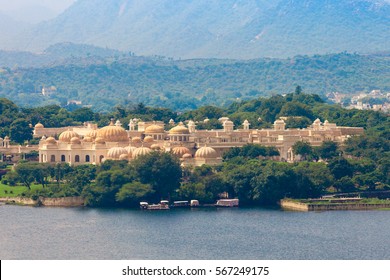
[{"left": 0, "top": 0, "right": 76, "bottom": 13}]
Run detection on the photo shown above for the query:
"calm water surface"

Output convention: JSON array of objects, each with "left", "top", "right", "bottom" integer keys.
[{"left": 0, "top": 204, "right": 389, "bottom": 259}]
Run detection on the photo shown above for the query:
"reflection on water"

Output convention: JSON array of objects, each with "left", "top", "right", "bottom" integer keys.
[{"left": 0, "top": 205, "right": 389, "bottom": 260}]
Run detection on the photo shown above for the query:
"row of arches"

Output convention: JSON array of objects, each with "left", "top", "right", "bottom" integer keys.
[{"left": 42, "top": 154, "right": 105, "bottom": 164}]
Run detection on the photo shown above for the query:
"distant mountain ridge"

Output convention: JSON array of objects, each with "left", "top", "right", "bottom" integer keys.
[
  {"left": 2, "top": 0, "right": 389, "bottom": 59},
  {"left": 0, "top": 43, "right": 127, "bottom": 68}
]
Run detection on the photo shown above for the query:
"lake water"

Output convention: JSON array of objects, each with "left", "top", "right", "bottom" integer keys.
[{"left": 1, "top": 204, "right": 389, "bottom": 260}]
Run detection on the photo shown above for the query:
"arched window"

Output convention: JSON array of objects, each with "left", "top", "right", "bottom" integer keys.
[
  {"left": 86, "top": 155, "right": 90, "bottom": 162},
  {"left": 75, "top": 155, "right": 80, "bottom": 162},
  {"left": 99, "top": 155, "right": 104, "bottom": 163},
  {"left": 61, "top": 155, "right": 66, "bottom": 162},
  {"left": 50, "top": 155, "right": 55, "bottom": 162}
]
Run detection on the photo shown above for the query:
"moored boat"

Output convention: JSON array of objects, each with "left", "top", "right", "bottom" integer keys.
[
  {"left": 215, "top": 199, "right": 239, "bottom": 207},
  {"left": 172, "top": 200, "right": 189, "bottom": 207},
  {"left": 140, "top": 200, "right": 170, "bottom": 210}
]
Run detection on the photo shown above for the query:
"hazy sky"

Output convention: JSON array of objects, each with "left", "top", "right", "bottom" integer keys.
[{"left": 0, "top": 0, "right": 76, "bottom": 13}]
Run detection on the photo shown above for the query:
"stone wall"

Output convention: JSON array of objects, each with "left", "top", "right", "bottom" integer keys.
[
  {"left": 0, "top": 196, "right": 84, "bottom": 207},
  {"left": 280, "top": 200, "right": 309, "bottom": 211},
  {"left": 280, "top": 199, "right": 390, "bottom": 211},
  {"left": 0, "top": 197, "right": 36, "bottom": 205}
]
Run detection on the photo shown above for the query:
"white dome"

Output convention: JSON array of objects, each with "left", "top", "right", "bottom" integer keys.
[
  {"left": 145, "top": 124, "right": 164, "bottom": 134},
  {"left": 195, "top": 146, "right": 217, "bottom": 159},
  {"left": 124, "top": 146, "right": 137, "bottom": 156},
  {"left": 85, "top": 129, "right": 98, "bottom": 139},
  {"left": 97, "top": 121, "right": 128, "bottom": 142},
  {"left": 133, "top": 147, "right": 152, "bottom": 158},
  {"left": 83, "top": 136, "right": 93, "bottom": 142},
  {"left": 94, "top": 137, "right": 106, "bottom": 144},
  {"left": 70, "top": 137, "right": 81, "bottom": 144},
  {"left": 45, "top": 137, "right": 57, "bottom": 144},
  {"left": 169, "top": 122, "right": 189, "bottom": 135},
  {"left": 172, "top": 146, "right": 191, "bottom": 157},
  {"left": 151, "top": 144, "right": 161, "bottom": 150},
  {"left": 274, "top": 119, "right": 285, "bottom": 124},
  {"left": 59, "top": 130, "right": 80, "bottom": 142},
  {"left": 182, "top": 153, "right": 192, "bottom": 159},
  {"left": 119, "top": 154, "right": 129, "bottom": 160},
  {"left": 143, "top": 136, "right": 154, "bottom": 143},
  {"left": 107, "top": 147, "right": 128, "bottom": 159}
]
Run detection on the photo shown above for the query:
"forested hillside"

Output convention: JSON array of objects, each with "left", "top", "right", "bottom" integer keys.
[{"left": 0, "top": 52, "right": 389, "bottom": 112}]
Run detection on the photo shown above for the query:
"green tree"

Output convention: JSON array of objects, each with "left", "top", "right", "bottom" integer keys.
[
  {"left": 132, "top": 151, "right": 182, "bottom": 200},
  {"left": 328, "top": 158, "right": 354, "bottom": 180},
  {"left": 317, "top": 141, "right": 339, "bottom": 160},
  {"left": 277, "top": 102, "right": 314, "bottom": 119},
  {"left": 293, "top": 162, "right": 333, "bottom": 194},
  {"left": 334, "top": 176, "right": 356, "bottom": 192},
  {"left": 222, "top": 160, "right": 262, "bottom": 205},
  {"left": 14, "top": 163, "right": 35, "bottom": 189},
  {"left": 9, "top": 118, "right": 33, "bottom": 144},
  {"left": 71, "top": 107, "right": 95, "bottom": 122},
  {"left": 292, "top": 141, "right": 314, "bottom": 161},
  {"left": 285, "top": 117, "right": 311, "bottom": 129},
  {"left": 115, "top": 182, "right": 154, "bottom": 206}
]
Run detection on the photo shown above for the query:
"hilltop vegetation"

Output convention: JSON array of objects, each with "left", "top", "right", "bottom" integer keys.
[{"left": 0, "top": 52, "right": 389, "bottom": 111}]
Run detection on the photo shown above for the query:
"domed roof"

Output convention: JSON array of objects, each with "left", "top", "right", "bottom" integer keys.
[
  {"left": 83, "top": 136, "right": 93, "bottom": 142},
  {"left": 94, "top": 137, "right": 106, "bottom": 144},
  {"left": 151, "top": 144, "right": 161, "bottom": 150},
  {"left": 169, "top": 122, "right": 189, "bottom": 135},
  {"left": 133, "top": 147, "right": 152, "bottom": 158},
  {"left": 145, "top": 124, "right": 164, "bottom": 134},
  {"left": 35, "top": 122, "right": 44, "bottom": 128},
  {"left": 172, "top": 146, "right": 191, "bottom": 157},
  {"left": 45, "top": 137, "right": 57, "bottom": 144},
  {"left": 97, "top": 121, "right": 128, "bottom": 142},
  {"left": 219, "top": 117, "right": 230, "bottom": 122},
  {"left": 119, "top": 154, "right": 129, "bottom": 160},
  {"left": 124, "top": 146, "right": 137, "bottom": 155},
  {"left": 132, "top": 136, "right": 142, "bottom": 143},
  {"left": 85, "top": 129, "right": 98, "bottom": 139},
  {"left": 143, "top": 136, "right": 154, "bottom": 143},
  {"left": 59, "top": 130, "right": 80, "bottom": 142},
  {"left": 313, "top": 118, "right": 321, "bottom": 123},
  {"left": 107, "top": 147, "right": 128, "bottom": 159},
  {"left": 70, "top": 137, "right": 81, "bottom": 144},
  {"left": 182, "top": 153, "right": 192, "bottom": 159},
  {"left": 274, "top": 119, "right": 285, "bottom": 124},
  {"left": 195, "top": 146, "right": 217, "bottom": 159}
]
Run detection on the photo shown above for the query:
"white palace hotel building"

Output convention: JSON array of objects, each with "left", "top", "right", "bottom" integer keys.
[{"left": 33, "top": 117, "right": 364, "bottom": 166}]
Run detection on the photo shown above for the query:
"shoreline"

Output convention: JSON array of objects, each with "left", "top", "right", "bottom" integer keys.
[
  {"left": 2, "top": 196, "right": 390, "bottom": 211},
  {"left": 280, "top": 199, "right": 390, "bottom": 211},
  {"left": 0, "top": 196, "right": 84, "bottom": 207}
]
